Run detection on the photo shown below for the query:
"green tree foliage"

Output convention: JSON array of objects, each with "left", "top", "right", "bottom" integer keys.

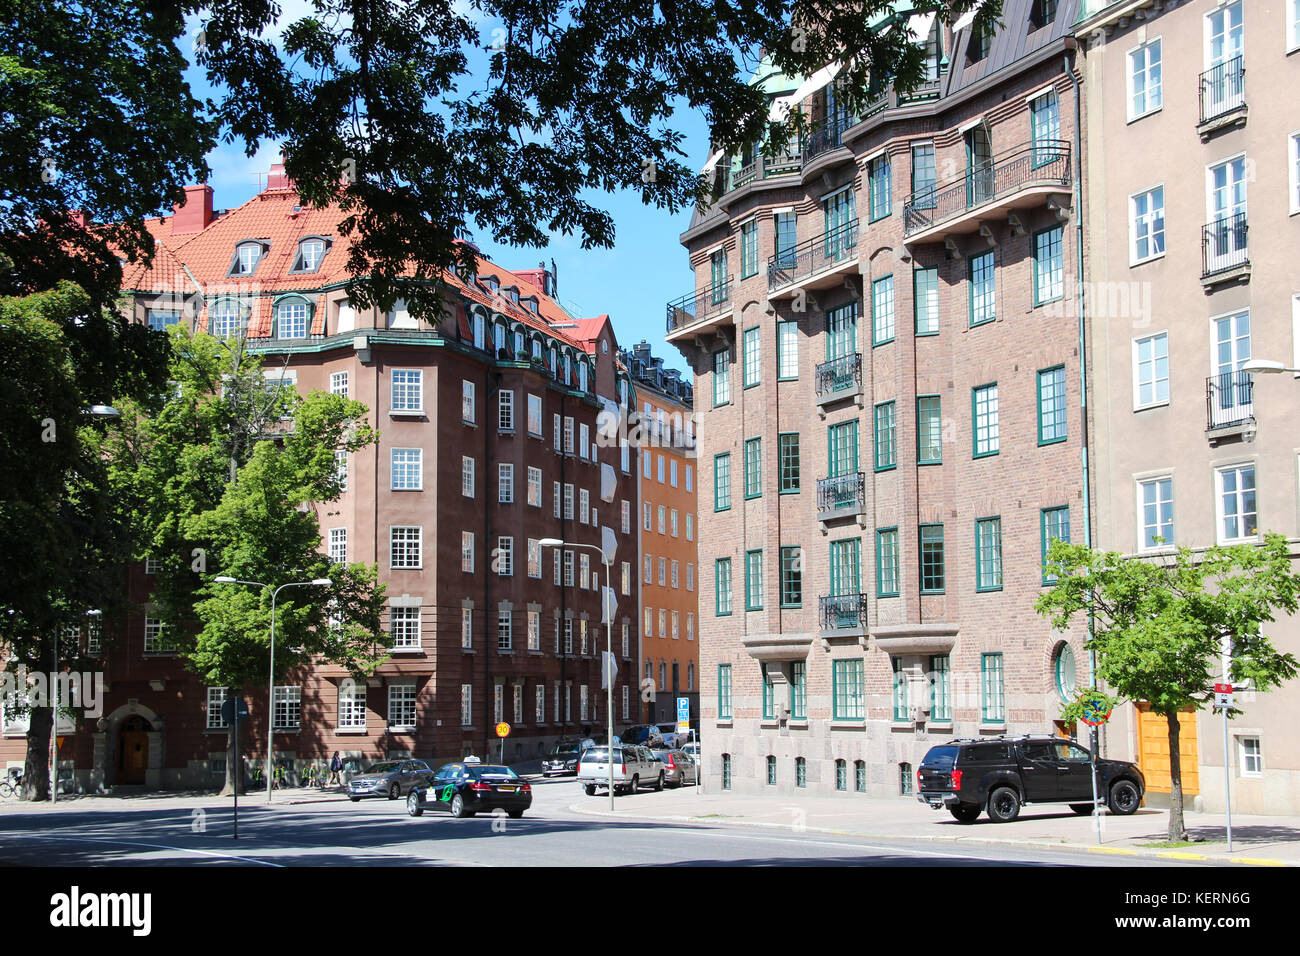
[{"left": 1037, "top": 536, "right": 1299, "bottom": 840}]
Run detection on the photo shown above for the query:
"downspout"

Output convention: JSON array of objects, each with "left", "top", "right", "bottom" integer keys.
[{"left": 483, "top": 350, "right": 495, "bottom": 756}]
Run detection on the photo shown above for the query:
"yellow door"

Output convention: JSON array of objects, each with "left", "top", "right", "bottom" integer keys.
[{"left": 1136, "top": 704, "right": 1199, "bottom": 795}]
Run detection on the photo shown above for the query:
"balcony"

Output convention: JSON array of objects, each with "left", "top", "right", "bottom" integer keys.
[
  {"left": 729, "top": 150, "right": 802, "bottom": 192},
  {"left": 1200, "top": 213, "right": 1249, "bottom": 287},
  {"left": 1198, "top": 56, "right": 1246, "bottom": 138},
  {"left": 803, "top": 112, "right": 858, "bottom": 165},
  {"left": 815, "top": 353, "right": 862, "bottom": 407},
  {"left": 1206, "top": 371, "right": 1254, "bottom": 438},
  {"left": 767, "top": 221, "right": 859, "bottom": 299},
  {"left": 819, "top": 593, "right": 869, "bottom": 638},
  {"left": 665, "top": 277, "right": 732, "bottom": 340},
  {"left": 902, "top": 140, "right": 1071, "bottom": 244},
  {"left": 817, "top": 471, "right": 866, "bottom": 521}
]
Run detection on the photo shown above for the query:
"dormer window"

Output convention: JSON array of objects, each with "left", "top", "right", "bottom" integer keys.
[
  {"left": 230, "top": 241, "right": 267, "bottom": 277},
  {"left": 513, "top": 330, "right": 524, "bottom": 356},
  {"left": 484, "top": 276, "right": 500, "bottom": 294},
  {"left": 275, "top": 297, "right": 311, "bottom": 339},
  {"left": 521, "top": 296, "right": 539, "bottom": 314},
  {"left": 493, "top": 322, "right": 506, "bottom": 355},
  {"left": 531, "top": 339, "right": 542, "bottom": 361},
  {"left": 578, "top": 361, "right": 589, "bottom": 392},
  {"left": 291, "top": 237, "right": 329, "bottom": 273},
  {"left": 504, "top": 286, "right": 520, "bottom": 306},
  {"left": 472, "top": 311, "right": 486, "bottom": 351},
  {"left": 209, "top": 299, "right": 249, "bottom": 339}
]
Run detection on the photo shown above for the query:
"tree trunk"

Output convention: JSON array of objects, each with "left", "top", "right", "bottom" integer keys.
[
  {"left": 1166, "top": 709, "right": 1188, "bottom": 842},
  {"left": 217, "top": 703, "right": 244, "bottom": 798},
  {"left": 21, "top": 707, "right": 52, "bottom": 801}
]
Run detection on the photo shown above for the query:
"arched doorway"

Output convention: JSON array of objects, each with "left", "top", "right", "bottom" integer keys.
[{"left": 119, "top": 715, "right": 151, "bottom": 784}]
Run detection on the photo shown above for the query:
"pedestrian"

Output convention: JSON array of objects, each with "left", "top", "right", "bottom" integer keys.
[{"left": 329, "top": 751, "right": 342, "bottom": 787}]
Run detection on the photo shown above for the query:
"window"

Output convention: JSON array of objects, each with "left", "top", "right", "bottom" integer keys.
[
  {"left": 1129, "top": 186, "right": 1166, "bottom": 264},
  {"left": 1138, "top": 477, "right": 1174, "bottom": 550},
  {"left": 744, "top": 550, "right": 763, "bottom": 610},
  {"left": 917, "top": 396, "right": 942, "bottom": 464},
  {"left": 1033, "top": 227, "right": 1065, "bottom": 305},
  {"left": 873, "top": 402, "right": 896, "bottom": 471},
  {"left": 147, "top": 309, "right": 179, "bottom": 331},
  {"left": 563, "top": 484, "right": 574, "bottom": 520},
  {"left": 1133, "top": 333, "right": 1169, "bottom": 408},
  {"left": 930, "top": 655, "right": 951, "bottom": 722},
  {"left": 686, "top": 465, "right": 694, "bottom": 492},
  {"left": 714, "top": 453, "right": 732, "bottom": 511},
  {"left": 206, "top": 687, "right": 228, "bottom": 730},
  {"left": 743, "top": 438, "right": 762, "bottom": 498},
  {"left": 581, "top": 489, "right": 591, "bottom": 525},
  {"left": 1041, "top": 506, "right": 1071, "bottom": 584},
  {"left": 528, "top": 538, "right": 541, "bottom": 578},
  {"left": 390, "top": 526, "right": 422, "bottom": 569},
  {"left": 582, "top": 553, "right": 592, "bottom": 589},
  {"left": 1217, "top": 464, "right": 1257, "bottom": 543},
  {"left": 1292, "top": 132, "right": 1300, "bottom": 215},
  {"left": 972, "top": 384, "right": 999, "bottom": 458},
  {"left": 391, "top": 448, "right": 422, "bottom": 491},
  {"left": 686, "top": 514, "right": 694, "bottom": 541},
  {"left": 391, "top": 369, "right": 422, "bottom": 412},
  {"left": 969, "top": 251, "right": 995, "bottom": 326},
  {"left": 712, "top": 348, "right": 731, "bottom": 406},
  {"left": 855, "top": 760, "right": 867, "bottom": 793},
  {"left": 1031, "top": 0, "right": 1058, "bottom": 29},
  {"left": 340, "top": 683, "right": 367, "bottom": 730},
  {"left": 778, "top": 433, "right": 800, "bottom": 493},
  {"left": 789, "top": 661, "right": 807, "bottom": 719},
  {"left": 621, "top": 500, "right": 630, "bottom": 533},
  {"left": 1030, "top": 91, "right": 1060, "bottom": 167},
  {"left": 496, "top": 536, "right": 514, "bottom": 577},
  {"left": 525, "top": 467, "right": 542, "bottom": 508},
  {"left": 230, "top": 241, "right": 264, "bottom": 276},
  {"left": 742, "top": 326, "right": 760, "bottom": 388},
  {"left": 766, "top": 754, "right": 777, "bottom": 785},
  {"left": 828, "top": 420, "right": 858, "bottom": 478},
  {"left": 329, "top": 371, "right": 349, "bottom": 397},
  {"left": 657, "top": 455, "right": 665, "bottom": 483},
  {"left": 461, "top": 608, "right": 473, "bottom": 649},
  {"left": 871, "top": 275, "right": 895, "bottom": 346},
  {"left": 774, "top": 211, "right": 797, "bottom": 268},
  {"left": 390, "top": 606, "right": 421, "bottom": 649},
  {"left": 461, "top": 456, "right": 475, "bottom": 497},
  {"left": 670, "top": 509, "right": 679, "bottom": 537},
  {"left": 275, "top": 298, "right": 309, "bottom": 338},
  {"left": 777, "top": 320, "right": 799, "bottom": 379},
  {"left": 823, "top": 187, "right": 857, "bottom": 259},
  {"left": 968, "top": 23, "right": 991, "bottom": 62},
  {"left": 975, "top": 517, "right": 1003, "bottom": 592},
  {"left": 497, "top": 610, "right": 512, "bottom": 651},
  {"left": 335, "top": 450, "right": 348, "bottom": 492},
  {"left": 718, "top": 664, "right": 733, "bottom": 719},
  {"left": 1238, "top": 737, "right": 1262, "bottom": 778},
  {"left": 563, "top": 416, "right": 574, "bottom": 455},
  {"left": 740, "top": 220, "right": 759, "bottom": 278},
  {"left": 715, "top": 558, "right": 733, "bottom": 615},
  {"left": 920, "top": 524, "right": 945, "bottom": 593},
  {"left": 657, "top": 505, "right": 665, "bottom": 535},
  {"left": 209, "top": 299, "right": 247, "bottom": 339},
  {"left": 892, "top": 658, "right": 909, "bottom": 721},
  {"left": 1126, "top": 38, "right": 1163, "bottom": 121},
  {"left": 829, "top": 537, "right": 861, "bottom": 602},
  {"left": 722, "top": 754, "right": 733, "bottom": 789},
  {"left": 290, "top": 237, "right": 327, "bottom": 273},
  {"left": 835, "top": 759, "right": 847, "bottom": 791},
  {"left": 825, "top": 301, "right": 857, "bottom": 362},
  {"left": 579, "top": 423, "right": 590, "bottom": 461},
  {"left": 1292, "top": 0, "right": 1300, "bottom": 52},
  {"left": 833, "top": 660, "right": 864, "bottom": 719},
  {"left": 460, "top": 684, "right": 473, "bottom": 727},
  {"left": 710, "top": 248, "right": 729, "bottom": 304},
  {"left": 913, "top": 267, "right": 939, "bottom": 335},
  {"left": 876, "top": 528, "right": 899, "bottom": 597},
  {"left": 1052, "top": 642, "right": 1077, "bottom": 703},
  {"left": 795, "top": 756, "right": 807, "bottom": 788},
  {"left": 981, "top": 653, "right": 1005, "bottom": 723},
  {"left": 911, "top": 142, "right": 937, "bottom": 209},
  {"left": 868, "top": 154, "right": 891, "bottom": 220},
  {"left": 1037, "top": 366, "right": 1067, "bottom": 445}
]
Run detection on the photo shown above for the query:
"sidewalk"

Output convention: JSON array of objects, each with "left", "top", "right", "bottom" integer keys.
[{"left": 567, "top": 786, "right": 1300, "bottom": 866}]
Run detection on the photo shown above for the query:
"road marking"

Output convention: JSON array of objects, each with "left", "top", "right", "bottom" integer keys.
[
  {"left": 1157, "top": 851, "right": 1209, "bottom": 861},
  {"left": 0, "top": 833, "right": 284, "bottom": 867},
  {"left": 1087, "top": 846, "right": 1139, "bottom": 856}
]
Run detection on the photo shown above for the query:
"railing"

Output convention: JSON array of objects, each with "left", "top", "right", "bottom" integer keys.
[
  {"left": 1199, "top": 56, "right": 1245, "bottom": 125},
  {"left": 730, "top": 150, "right": 802, "bottom": 190},
  {"left": 819, "top": 593, "right": 869, "bottom": 632},
  {"left": 815, "top": 353, "right": 862, "bottom": 400},
  {"left": 817, "top": 471, "right": 865, "bottom": 517},
  {"left": 1206, "top": 372, "right": 1254, "bottom": 431},
  {"left": 1201, "top": 213, "right": 1248, "bottom": 278},
  {"left": 665, "top": 277, "right": 732, "bottom": 333},
  {"left": 766, "top": 220, "right": 858, "bottom": 292},
  {"left": 804, "top": 112, "right": 858, "bottom": 161},
  {"left": 902, "top": 140, "right": 1071, "bottom": 236}
]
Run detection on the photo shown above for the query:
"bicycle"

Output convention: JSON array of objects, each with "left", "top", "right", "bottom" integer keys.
[{"left": 0, "top": 769, "right": 24, "bottom": 799}]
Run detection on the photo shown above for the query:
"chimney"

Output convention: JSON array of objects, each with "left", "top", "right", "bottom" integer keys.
[
  {"left": 172, "top": 184, "right": 214, "bottom": 235},
  {"left": 266, "top": 162, "right": 293, "bottom": 190}
]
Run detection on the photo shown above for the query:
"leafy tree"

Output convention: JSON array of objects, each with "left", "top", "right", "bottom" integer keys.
[
  {"left": 1037, "top": 536, "right": 1300, "bottom": 841},
  {"left": 105, "top": 328, "right": 387, "bottom": 795}
]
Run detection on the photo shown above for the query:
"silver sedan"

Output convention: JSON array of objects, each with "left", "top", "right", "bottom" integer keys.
[{"left": 649, "top": 748, "right": 698, "bottom": 787}]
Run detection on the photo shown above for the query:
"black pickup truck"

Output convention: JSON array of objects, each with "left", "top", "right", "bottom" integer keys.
[{"left": 917, "top": 736, "right": 1145, "bottom": 823}]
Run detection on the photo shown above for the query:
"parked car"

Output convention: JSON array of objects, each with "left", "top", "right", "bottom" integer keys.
[
  {"left": 577, "top": 745, "right": 665, "bottom": 795},
  {"left": 541, "top": 738, "right": 595, "bottom": 777},
  {"left": 347, "top": 759, "right": 434, "bottom": 801},
  {"left": 649, "top": 747, "right": 698, "bottom": 787},
  {"left": 406, "top": 760, "right": 532, "bottom": 819},
  {"left": 681, "top": 741, "right": 700, "bottom": 761},
  {"left": 654, "top": 722, "right": 689, "bottom": 748},
  {"left": 917, "top": 736, "right": 1145, "bottom": 823},
  {"left": 617, "top": 725, "right": 661, "bottom": 747}
]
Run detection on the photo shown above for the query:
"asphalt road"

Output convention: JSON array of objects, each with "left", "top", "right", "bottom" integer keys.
[{"left": 0, "top": 776, "right": 1199, "bottom": 867}]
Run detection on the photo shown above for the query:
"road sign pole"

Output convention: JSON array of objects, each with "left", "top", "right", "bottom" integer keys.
[
  {"left": 232, "top": 698, "right": 239, "bottom": 841},
  {"left": 1223, "top": 704, "right": 1233, "bottom": 853},
  {"left": 1089, "top": 726, "right": 1101, "bottom": 845}
]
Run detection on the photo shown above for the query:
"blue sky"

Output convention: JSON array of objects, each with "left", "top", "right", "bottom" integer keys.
[{"left": 184, "top": 6, "right": 707, "bottom": 379}]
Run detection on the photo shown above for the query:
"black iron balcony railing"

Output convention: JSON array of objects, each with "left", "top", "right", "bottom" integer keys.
[
  {"left": 730, "top": 150, "right": 802, "bottom": 190},
  {"left": 819, "top": 593, "right": 869, "bottom": 632},
  {"left": 1199, "top": 56, "right": 1245, "bottom": 125},
  {"left": 817, "top": 471, "right": 865, "bottom": 517},
  {"left": 1201, "top": 213, "right": 1249, "bottom": 278},
  {"left": 1206, "top": 371, "right": 1254, "bottom": 431},
  {"left": 815, "top": 353, "right": 862, "bottom": 399},
  {"left": 767, "top": 220, "right": 858, "bottom": 292},
  {"left": 804, "top": 112, "right": 858, "bottom": 162},
  {"left": 665, "top": 277, "right": 732, "bottom": 333},
  {"left": 902, "top": 139, "right": 1071, "bottom": 236}
]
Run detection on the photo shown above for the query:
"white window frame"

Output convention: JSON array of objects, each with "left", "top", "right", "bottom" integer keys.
[
  {"left": 1132, "top": 331, "right": 1170, "bottom": 410},
  {"left": 498, "top": 389, "right": 515, "bottom": 432},
  {"left": 498, "top": 462, "right": 514, "bottom": 503},
  {"left": 1129, "top": 185, "right": 1166, "bottom": 266},
  {"left": 461, "top": 684, "right": 473, "bottom": 727},
  {"left": 390, "top": 526, "right": 423, "bottom": 569},
  {"left": 527, "top": 393, "right": 543, "bottom": 436},
  {"left": 391, "top": 369, "right": 423, "bottom": 413},
  {"left": 390, "top": 605, "right": 421, "bottom": 650},
  {"left": 528, "top": 538, "right": 541, "bottom": 578},
  {"left": 462, "top": 380, "right": 476, "bottom": 424},
  {"left": 1237, "top": 735, "right": 1263, "bottom": 778},
  {"left": 498, "top": 611, "right": 512, "bottom": 651},
  {"left": 387, "top": 684, "right": 416, "bottom": 731},
  {"left": 330, "top": 371, "right": 349, "bottom": 396},
  {"left": 497, "top": 536, "right": 514, "bottom": 577},
  {"left": 461, "top": 607, "right": 473, "bottom": 649},
  {"left": 1126, "top": 37, "right": 1163, "bottom": 121},
  {"left": 391, "top": 447, "right": 423, "bottom": 491},
  {"left": 1215, "top": 462, "right": 1258, "bottom": 544},
  {"left": 207, "top": 687, "right": 229, "bottom": 730},
  {"left": 462, "top": 456, "right": 475, "bottom": 498},
  {"left": 1290, "top": 0, "right": 1300, "bottom": 54},
  {"left": 1136, "top": 475, "right": 1175, "bottom": 553},
  {"left": 339, "top": 683, "right": 367, "bottom": 730},
  {"left": 1290, "top": 131, "right": 1300, "bottom": 216},
  {"left": 527, "top": 610, "right": 541, "bottom": 651},
  {"left": 461, "top": 531, "right": 474, "bottom": 573}
]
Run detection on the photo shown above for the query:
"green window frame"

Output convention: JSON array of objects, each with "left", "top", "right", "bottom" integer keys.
[
  {"left": 780, "top": 545, "right": 802, "bottom": 608},
  {"left": 854, "top": 760, "right": 866, "bottom": 792},
  {"left": 828, "top": 420, "right": 859, "bottom": 478},
  {"left": 975, "top": 516, "right": 1003, "bottom": 592},
  {"left": 868, "top": 154, "right": 892, "bottom": 221},
  {"left": 742, "top": 325, "right": 761, "bottom": 389},
  {"left": 876, "top": 527, "right": 900, "bottom": 597},
  {"left": 919, "top": 524, "right": 945, "bottom": 594},
  {"left": 743, "top": 438, "right": 762, "bottom": 499},
  {"left": 968, "top": 251, "right": 995, "bottom": 327},
  {"left": 873, "top": 401, "right": 897, "bottom": 471},
  {"left": 914, "top": 267, "right": 939, "bottom": 335},
  {"left": 826, "top": 302, "right": 857, "bottom": 361},
  {"left": 745, "top": 549, "right": 763, "bottom": 610},
  {"left": 972, "top": 383, "right": 999, "bottom": 458},
  {"left": 981, "top": 653, "right": 1005, "bottom": 724},
  {"left": 832, "top": 659, "right": 865, "bottom": 720},
  {"left": 916, "top": 395, "right": 942, "bottom": 464},
  {"left": 776, "top": 319, "right": 799, "bottom": 380},
  {"left": 718, "top": 663, "right": 733, "bottom": 720},
  {"left": 829, "top": 537, "right": 861, "bottom": 597},
  {"left": 1030, "top": 90, "right": 1061, "bottom": 167},
  {"left": 1037, "top": 365, "right": 1067, "bottom": 445},
  {"left": 721, "top": 753, "right": 732, "bottom": 788},
  {"left": 835, "top": 759, "right": 847, "bottom": 791},
  {"left": 1041, "top": 506, "right": 1071, "bottom": 585},
  {"left": 778, "top": 433, "right": 801, "bottom": 493},
  {"left": 761, "top": 663, "right": 774, "bottom": 719},
  {"left": 713, "top": 452, "right": 732, "bottom": 511},
  {"left": 766, "top": 754, "right": 777, "bottom": 785},
  {"left": 740, "top": 220, "right": 759, "bottom": 278},
  {"left": 774, "top": 212, "right": 797, "bottom": 268},
  {"left": 709, "top": 249, "right": 728, "bottom": 304},
  {"left": 715, "top": 558, "right": 733, "bottom": 616},
  {"left": 795, "top": 756, "right": 807, "bottom": 788},
  {"left": 789, "top": 661, "right": 807, "bottom": 719},
  {"left": 872, "top": 275, "right": 895, "bottom": 346},
  {"left": 929, "top": 655, "right": 951, "bottom": 722},
  {"left": 712, "top": 348, "right": 730, "bottom": 406},
  {"left": 892, "top": 658, "right": 909, "bottom": 721},
  {"left": 1033, "top": 226, "right": 1064, "bottom": 305}
]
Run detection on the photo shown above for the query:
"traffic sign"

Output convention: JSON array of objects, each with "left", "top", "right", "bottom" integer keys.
[
  {"left": 1214, "top": 683, "right": 1235, "bottom": 708},
  {"left": 495, "top": 722, "right": 511, "bottom": 738},
  {"left": 676, "top": 697, "right": 690, "bottom": 734},
  {"left": 56, "top": 736, "right": 65, "bottom": 751},
  {"left": 220, "top": 698, "right": 249, "bottom": 724}
]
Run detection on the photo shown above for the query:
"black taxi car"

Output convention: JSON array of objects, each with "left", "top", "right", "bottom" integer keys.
[{"left": 405, "top": 758, "right": 532, "bottom": 819}]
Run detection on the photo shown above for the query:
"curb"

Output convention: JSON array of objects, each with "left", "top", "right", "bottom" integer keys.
[{"left": 566, "top": 804, "right": 1298, "bottom": 867}]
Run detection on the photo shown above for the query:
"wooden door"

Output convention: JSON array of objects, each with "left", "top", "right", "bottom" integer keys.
[
  {"left": 119, "top": 715, "right": 150, "bottom": 784},
  {"left": 1136, "top": 704, "right": 1199, "bottom": 795}
]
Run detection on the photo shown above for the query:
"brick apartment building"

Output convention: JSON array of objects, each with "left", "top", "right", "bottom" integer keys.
[
  {"left": 1076, "top": 0, "right": 1300, "bottom": 814},
  {"left": 0, "top": 166, "right": 646, "bottom": 790},
  {"left": 620, "top": 342, "right": 700, "bottom": 725},
  {"left": 671, "top": 0, "right": 1092, "bottom": 798}
]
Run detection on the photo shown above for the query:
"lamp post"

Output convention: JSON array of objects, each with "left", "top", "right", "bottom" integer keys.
[
  {"left": 213, "top": 576, "right": 331, "bottom": 803},
  {"left": 539, "top": 538, "right": 616, "bottom": 811},
  {"left": 1242, "top": 360, "right": 1300, "bottom": 375}
]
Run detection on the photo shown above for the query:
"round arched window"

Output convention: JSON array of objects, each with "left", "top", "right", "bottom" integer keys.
[
  {"left": 1054, "top": 642, "right": 1077, "bottom": 702},
  {"left": 275, "top": 298, "right": 310, "bottom": 339}
]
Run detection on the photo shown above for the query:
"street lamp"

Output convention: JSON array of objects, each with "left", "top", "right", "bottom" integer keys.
[
  {"left": 539, "top": 537, "right": 617, "bottom": 811},
  {"left": 1242, "top": 360, "right": 1300, "bottom": 375},
  {"left": 213, "top": 575, "right": 332, "bottom": 803}
]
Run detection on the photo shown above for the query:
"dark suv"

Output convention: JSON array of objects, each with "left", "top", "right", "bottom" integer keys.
[{"left": 917, "top": 736, "right": 1145, "bottom": 824}]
